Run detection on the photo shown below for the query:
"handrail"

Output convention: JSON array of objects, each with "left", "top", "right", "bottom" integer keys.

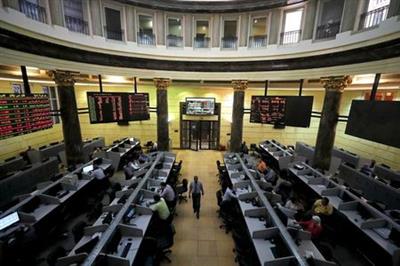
[{"left": 359, "top": 5, "right": 389, "bottom": 29}]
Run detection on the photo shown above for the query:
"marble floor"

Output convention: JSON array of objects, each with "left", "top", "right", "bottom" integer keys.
[{"left": 161, "top": 150, "right": 236, "bottom": 266}]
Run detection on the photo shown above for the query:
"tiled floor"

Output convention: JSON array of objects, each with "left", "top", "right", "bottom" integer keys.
[{"left": 161, "top": 150, "right": 236, "bottom": 266}]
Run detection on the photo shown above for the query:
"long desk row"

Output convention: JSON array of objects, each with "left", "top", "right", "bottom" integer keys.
[
  {"left": 57, "top": 151, "right": 176, "bottom": 266},
  {"left": 25, "top": 137, "right": 105, "bottom": 165},
  {"left": 288, "top": 162, "right": 400, "bottom": 266},
  {"left": 100, "top": 137, "right": 141, "bottom": 170},
  {"left": 0, "top": 156, "right": 26, "bottom": 176},
  {"left": 224, "top": 153, "right": 335, "bottom": 266},
  {"left": 0, "top": 156, "right": 59, "bottom": 209},
  {"left": 338, "top": 163, "right": 400, "bottom": 210},
  {"left": 0, "top": 157, "right": 113, "bottom": 265},
  {"left": 259, "top": 140, "right": 294, "bottom": 171}
]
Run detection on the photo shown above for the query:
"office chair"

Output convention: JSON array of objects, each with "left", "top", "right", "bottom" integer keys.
[
  {"left": 72, "top": 221, "right": 88, "bottom": 243},
  {"left": 144, "top": 224, "right": 175, "bottom": 264},
  {"left": 175, "top": 179, "right": 188, "bottom": 204},
  {"left": 46, "top": 246, "right": 67, "bottom": 266}
]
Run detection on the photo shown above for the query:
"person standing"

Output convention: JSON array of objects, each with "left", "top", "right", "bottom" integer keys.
[{"left": 189, "top": 176, "right": 204, "bottom": 219}]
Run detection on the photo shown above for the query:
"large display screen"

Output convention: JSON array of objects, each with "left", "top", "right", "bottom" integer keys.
[
  {"left": 87, "top": 92, "right": 150, "bottom": 123},
  {"left": 345, "top": 100, "right": 400, "bottom": 148},
  {"left": 0, "top": 93, "right": 53, "bottom": 140},
  {"left": 250, "top": 96, "right": 313, "bottom": 127},
  {"left": 250, "top": 96, "right": 286, "bottom": 124},
  {"left": 185, "top": 97, "right": 215, "bottom": 115}
]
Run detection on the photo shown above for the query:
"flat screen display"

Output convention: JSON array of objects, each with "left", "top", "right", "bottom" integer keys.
[
  {"left": 185, "top": 97, "right": 215, "bottom": 115},
  {"left": 0, "top": 93, "right": 53, "bottom": 140},
  {"left": 285, "top": 96, "right": 314, "bottom": 127},
  {"left": 0, "top": 212, "right": 20, "bottom": 231},
  {"left": 250, "top": 96, "right": 286, "bottom": 124},
  {"left": 345, "top": 100, "right": 400, "bottom": 148},
  {"left": 87, "top": 92, "right": 150, "bottom": 123},
  {"left": 250, "top": 96, "right": 314, "bottom": 127}
]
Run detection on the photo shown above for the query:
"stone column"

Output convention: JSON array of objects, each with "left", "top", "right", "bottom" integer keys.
[
  {"left": 388, "top": 0, "right": 400, "bottom": 18},
  {"left": 302, "top": 0, "right": 317, "bottom": 40},
  {"left": 3, "top": 0, "right": 19, "bottom": 10},
  {"left": 48, "top": 0, "right": 64, "bottom": 26},
  {"left": 48, "top": 70, "right": 84, "bottom": 166},
  {"left": 230, "top": 80, "right": 247, "bottom": 152},
  {"left": 154, "top": 78, "right": 171, "bottom": 151},
  {"left": 313, "top": 76, "right": 352, "bottom": 171}
]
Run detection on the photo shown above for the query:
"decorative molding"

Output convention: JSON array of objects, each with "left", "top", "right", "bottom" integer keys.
[
  {"left": 154, "top": 78, "right": 171, "bottom": 90},
  {"left": 1, "top": 28, "right": 400, "bottom": 73},
  {"left": 47, "top": 70, "right": 80, "bottom": 86},
  {"left": 320, "top": 75, "right": 352, "bottom": 93},
  {"left": 232, "top": 80, "right": 248, "bottom": 91}
]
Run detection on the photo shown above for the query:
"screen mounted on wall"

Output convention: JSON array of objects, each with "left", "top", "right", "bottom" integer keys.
[
  {"left": 345, "top": 100, "right": 400, "bottom": 148},
  {"left": 185, "top": 97, "right": 215, "bottom": 115},
  {"left": 87, "top": 92, "right": 150, "bottom": 123},
  {"left": 0, "top": 93, "right": 53, "bottom": 140},
  {"left": 250, "top": 96, "right": 313, "bottom": 127}
]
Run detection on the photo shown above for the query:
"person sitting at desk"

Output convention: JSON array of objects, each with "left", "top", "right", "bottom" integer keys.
[
  {"left": 312, "top": 197, "right": 333, "bottom": 216},
  {"left": 296, "top": 216, "right": 323, "bottom": 239},
  {"left": 90, "top": 164, "right": 110, "bottom": 190},
  {"left": 264, "top": 167, "right": 278, "bottom": 184},
  {"left": 240, "top": 141, "right": 249, "bottom": 154},
  {"left": 138, "top": 152, "right": 149, "bottom": 163},
  {"left": 128, "top": 158, "right": 140, "bottom": 171},
  {"left": 257, "top": 159, "right": 267, "bottom": 173},
  {"left": 20, "top": 145, "right": 35, "bottom": 163},
  {"left": 159, "top": 182, "right": 176, "bottom": 209},
  {"left": 148, "top": 194, "right": 171, "bottom": 222},
  {"left": 285, "top": 197, "right": 305, "bottom": 212}
]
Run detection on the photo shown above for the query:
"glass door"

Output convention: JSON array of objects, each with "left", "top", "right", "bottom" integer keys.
[{"left": 190, "top": 121, "right": 199, "bottom": 151}]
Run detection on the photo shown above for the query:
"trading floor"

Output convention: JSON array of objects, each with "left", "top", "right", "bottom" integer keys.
[{"left": 162, "top": 150, "right": 235, "bottom": 266}]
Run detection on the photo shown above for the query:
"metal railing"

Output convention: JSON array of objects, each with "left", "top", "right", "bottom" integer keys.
[
  {"left": 65, "top": 15, "right": 89, "bottom": 35},
  {"left": 280, "top": 30, "right": 301, "bottom": 44},
  {"left": 248, "top": 34, "right": 268, "bottom": 48},
  {"left": 137, "top": 32, "right": 156, "bottom": 46},
  {"left": 221, "top": 36, "right": 238, "bottom": 49},
  {"left": 104, "top": 26, "right": 124, "bottom": 41},
  {"left": 166, "top": 34, "right": 183, "bottom": 47},
  {"left": 316, "top": 21, "right": 340, "bottom": 39},
  {"left": 19, "top": 0, "right": 47, "bottom": 23},
  {"left": 359, "top": 5, "right": 389, "bottom": 29},
  {"left": 193, "top": 36, "right": 210, "bottom": 48}
]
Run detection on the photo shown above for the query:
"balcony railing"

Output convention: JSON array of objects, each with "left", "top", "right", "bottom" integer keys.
[
  {"left": 248, "top": 35, "right": 268, "bottom": 48},
  {"left": 316, "top": 21, "right": 340, "bottom": 39},
  {"left": 166, "top": 34, "right": 183, "bottom": 48},
  {"left": 280, "top": 30, "right": 301, "bottom": 44},
  {"left": 104, "top": 26, "right": 124, "bottom": 41},
  {"left": 137, "top": 32, "right": 156, "bottom": 46},
  {"left": 221, "top": 36, "right": 238, "bottom": 49},
  {"left": 19, "top": 0, "right": 46, "bottom": 23},
  {"left": 194, "top": 36, "right": 210, "bottom": 48},
  {"left": 359, "top": 5, "right": 389, "bottom": 30},
  {"left": 65, "top": 15, "right": 89, "bottom": 35}
]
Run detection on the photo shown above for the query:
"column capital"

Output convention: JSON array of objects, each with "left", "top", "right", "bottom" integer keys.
[
  {"left": 154, "top": 78, "right": 171, "bottom": 90},
  {"left": 320, "top": 75, "right": 352, "bottom": 93},
  {"left": 47, "top": 70, "right": 79, "bottom": 86},
  {"left": 232, "top": 80, "right": 248, "bottom": 91}
]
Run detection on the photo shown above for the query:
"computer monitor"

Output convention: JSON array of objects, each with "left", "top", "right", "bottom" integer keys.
[
  {"left": 82, "top": 165, "right": 94, "bottom": 173},
  {"left": 0, "top": 212, "right": 20, "bottom": 231}
]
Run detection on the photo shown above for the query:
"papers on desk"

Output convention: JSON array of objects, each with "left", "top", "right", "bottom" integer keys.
[{"left": 0, "top": 212, "right": 20, "bottom": 231}]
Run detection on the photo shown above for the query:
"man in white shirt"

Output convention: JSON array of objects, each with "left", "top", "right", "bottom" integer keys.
[
  {"left": 91, "top": 165, "right": 106, "bottom": 180},
  {"left": 159, "top": 182, "right": 176, "bottom": 209},
  {"left": 189, "top": 176, "right": 204, "bottom": 219}
]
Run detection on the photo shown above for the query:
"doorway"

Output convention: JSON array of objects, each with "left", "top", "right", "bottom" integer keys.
[
  {"left": 181, "top": 120, "right": 219, "bottom": 150},
  {"left": 180, "top": 102, "right": 221, "bottom": 150}
]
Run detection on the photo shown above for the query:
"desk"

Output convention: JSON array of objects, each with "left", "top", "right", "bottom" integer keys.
[
  {"left": 259, "top": 140, "right": 293, "bottom": 171},
  {"left": 0, "top": 156, "right": 26, "bottom": 176},
  {"left": 105, "top": 137, "right": 140, "bottom": 170},
  {"left": 289, "top": 162, "right": 400, "bottom": 266}
]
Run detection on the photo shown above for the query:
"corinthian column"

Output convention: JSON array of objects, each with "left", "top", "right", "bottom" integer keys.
[
  {"left": 313, "top": 75, "right": 352, "bottom": 170},
  {"left": 154, "top": 78, "right": 171, "bottom": 151},
  {"left": 48, "top": 70, "right": 84, "bottom": 166},
  {"left": 230, "top": 80, "right": 248, "bottom": 152}
]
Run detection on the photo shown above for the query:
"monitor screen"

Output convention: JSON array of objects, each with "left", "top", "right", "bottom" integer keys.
[
  {"left": 0, "top": 212, "right": 20, "bottom": 231},
  {"left": 285, "top": 96, "right": 314, "bottom": 127},
  {"left": 185, "top": 97, "right": 215, "bottom": 115},
  {"left": 345, "top": 100, "right": 400, "bottom": 148},
  {"left": 0, "top": 94, "right": 53, "bottom": 140},
  {"left": 87, "top": 92, "right": 150, "bottom": 123},
  {"left": 250, "top": 96, "right": 286, "bottom": 124},
  {"left": 82, "top": 165, "right": 94, "bottom": 173}
]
